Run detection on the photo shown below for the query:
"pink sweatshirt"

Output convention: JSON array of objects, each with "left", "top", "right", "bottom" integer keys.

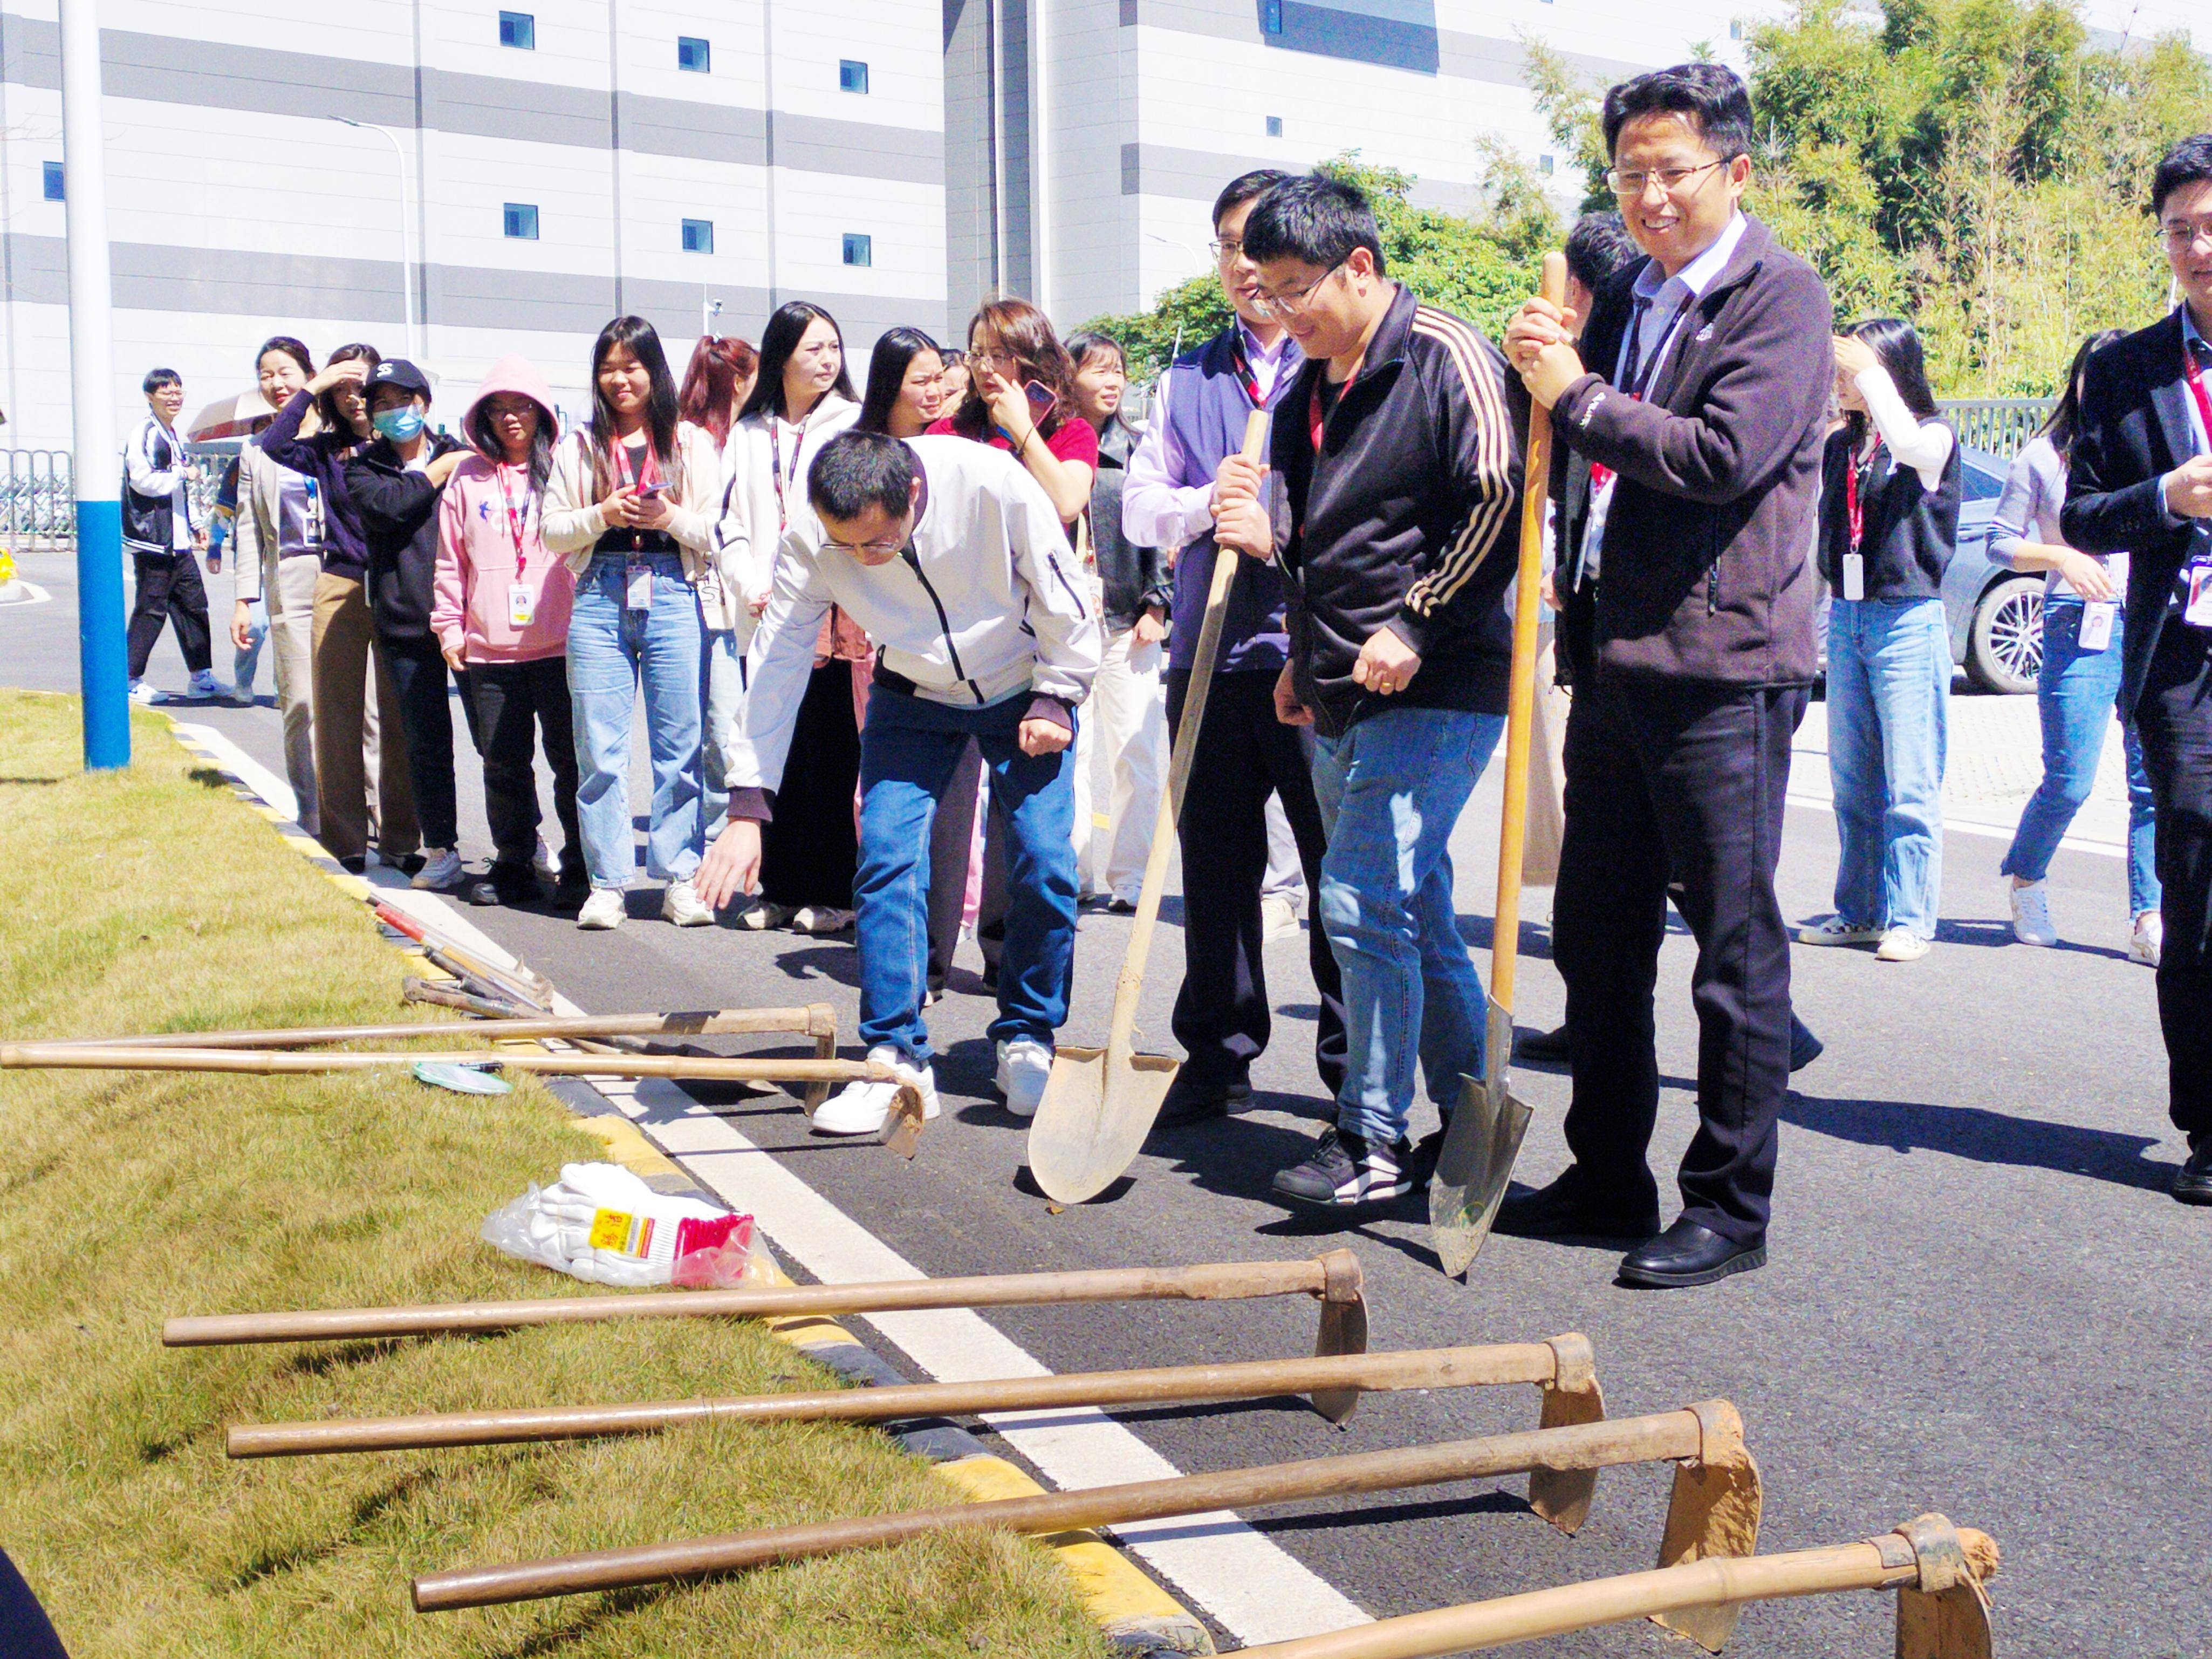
[{"left": 432, "top": 356, "right": 575, "bottom": 663}]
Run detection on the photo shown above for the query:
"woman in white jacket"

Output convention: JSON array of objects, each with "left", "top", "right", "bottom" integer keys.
[
  {"left": 720, "top": 301, "right": 865, "bottom": 934},
  {"left": 542, "top": 315, "right": 727, "bottom": 931}
]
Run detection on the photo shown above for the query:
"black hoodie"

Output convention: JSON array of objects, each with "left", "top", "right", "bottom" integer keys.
[{"left": 345, "top": 429, "right": 467, "bottom": 641}]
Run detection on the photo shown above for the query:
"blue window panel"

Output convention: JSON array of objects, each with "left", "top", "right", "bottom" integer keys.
[
  {"left": 1263, "top": 0, "right": 1283, "bottom": 32},
  {"left": 1262, "top": 2, "right": 1440, "bottom": 74},
  {"left": 842, "top": 233, "right": 873, "bottom": 268},
  {"left": 42, "top": 161, "right": 63, "bottom": 201},
  {"left": 679, "top": 35, "right": 710, "bottom": 72},
  {"left": 504, "top": 202, "right": 540, "bottom": 240},
  {"left": 839, "top": 59, "right": 869, "bottom": 93},
  {"left": 682, "top": 218, "right": 714, "bottom": 255},
  {"left": 498, "top": 11, "right": 535, "bottom": 49},
  {"left": 1265, "top": 115, "right": 1283, "bottom": 137}
]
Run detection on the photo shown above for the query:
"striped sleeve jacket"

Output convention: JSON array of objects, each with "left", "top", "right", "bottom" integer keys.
[{"left": 1273, "top": 281, "right": 1528, "bottom": 736}]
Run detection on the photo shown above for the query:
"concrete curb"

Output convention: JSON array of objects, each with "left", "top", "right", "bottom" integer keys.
[{"left": 161, "top": 713, "right": 1217, "bottom": 1658}]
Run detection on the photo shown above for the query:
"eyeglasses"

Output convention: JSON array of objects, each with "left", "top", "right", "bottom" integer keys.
[
  {"left": 825, "top": 530, "right": 909, "bottom": 560},
  {"left": 1251, "top": 260, "right": 1348, "bottom": 319},
  {"left": 1603, "top": 158, "right": 1727, "bottom": 199},
  {"left": 1210, "top": 236, "right": 1244, "bottom": 261},
  {"left": 2161, "top": 217, "right": 2212, "bottom": 251}
]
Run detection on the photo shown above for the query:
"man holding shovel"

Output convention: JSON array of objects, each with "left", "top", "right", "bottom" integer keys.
[{"left": 1214, "top": 174, "right": 1525, "bottom": 1209}]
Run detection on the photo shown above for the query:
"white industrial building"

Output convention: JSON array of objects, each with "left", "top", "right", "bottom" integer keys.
[{"left": 0, "top": 0, "right": 2200, "bottom": 448}]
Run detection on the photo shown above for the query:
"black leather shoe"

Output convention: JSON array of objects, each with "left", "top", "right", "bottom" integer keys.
[
  {"left": 1494, "top": 1169, "right": 1660, "bottom": 1241},
  {"left": 1516, "top": 1023, "right": 1572, "bottom": 1063},
  {"left": 1617, "top": 1218, "right": 1767, "bottom": 1288},
  {"left": 1154, "top": 1074, "right": 1254, "bottom": 1129},
  {"left": 2174, "top": 1140, "right": 2212, "bottom": 1206},
  {"left": 1789, "top": 1015, "right": 1824, "bottom": 1073}
]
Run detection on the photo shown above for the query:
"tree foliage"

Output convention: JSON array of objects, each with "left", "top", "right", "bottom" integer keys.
[{"left": 1080, "top": 157, "right": 1542, "bottom": 381}]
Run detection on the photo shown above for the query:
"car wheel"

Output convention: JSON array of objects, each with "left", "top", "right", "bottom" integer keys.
[{"left": 1966, "top": 575, "right": 2043, "bottom": 695}]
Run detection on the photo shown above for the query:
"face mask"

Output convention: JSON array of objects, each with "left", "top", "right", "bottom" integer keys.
[{"left": 372, "top": 406, "right": 426, "bottom": 442}]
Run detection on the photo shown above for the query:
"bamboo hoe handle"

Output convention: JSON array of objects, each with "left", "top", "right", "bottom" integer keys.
[
  {"left": 230, "top": 1342, "right": 1560, "bottom": 1458},
  {"left": 1105, "top": 409, "right": 1271, "bottom": 1064},
  {"left": 1490, "top": 249, "right": 1569, "bottom": 1013},
  {"left": 165, "top": 1253, "right": 1350, "bottom": 1347},
  {"left": 45, "top": 1006, "right": 838, "bottom": 1051},
  {"left": 0, "top": 1044, "right": 874, "bottom": 1083},
  {"left": 1227, "top": 1526, "right": 1998, "bottom": 1658},
  {"left": 413, "top": 1405, "right": 1713, "bottom": 1611}
]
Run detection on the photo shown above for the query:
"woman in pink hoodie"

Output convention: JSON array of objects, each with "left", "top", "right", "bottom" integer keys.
[{"left": 433, "top": 355, "right": 581, "bottom": 907}]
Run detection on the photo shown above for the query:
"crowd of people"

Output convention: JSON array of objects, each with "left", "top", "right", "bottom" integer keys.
[{"left": 120, "top": 62, "right": 2212, "bottom": 1281}]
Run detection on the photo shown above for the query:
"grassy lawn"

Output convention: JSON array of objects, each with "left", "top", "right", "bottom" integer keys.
[{"left": 0, "top": 691, "right": 1108, "bottom": 1658}]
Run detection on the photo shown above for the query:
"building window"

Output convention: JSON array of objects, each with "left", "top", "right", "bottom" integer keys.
[
  {"left": 42, "top": 161, "right": 63, "bottom": 201},
  {"left": 504, "top": 202, "right": 540, "bottom": 240},
  {"left": 839, "top": 59, "right": 869, "bottom": 93},
  {"left": 498, "top": 10, "right": 535, "bottom": 48},
  {"left": 842, "top": 233, "right": 873, "bottom": 268},
  {"left": 1263, "top": 0, "right": 1283, "bottom": 30},
  {"left": 682, "top": 218, "right": 714, "bottom": 254},
  {"left": 1539, "top": 154, "right": 1554, "bottom": 175},
  {"left": 678, "top": 35, "right": 710, "bottom": 72},
  {"left": 1728, "top": 18, "right": 1743, "bottom": 36},
  {"left": 1265, "top": 115, "right": 1283, "bottom": 138}
]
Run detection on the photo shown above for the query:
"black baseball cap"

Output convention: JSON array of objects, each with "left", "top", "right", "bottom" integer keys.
[{"left": 366, "top": 358, "right": 432, "bottom": 401}]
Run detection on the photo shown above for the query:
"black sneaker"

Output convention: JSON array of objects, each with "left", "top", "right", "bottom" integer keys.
[
  {"left": 469, "top": 863, "right": 542, "bottom": 907},
  {"left": 1153, "top": 1073, "right": 1253, "bottom": 1130},
  {"left": 1272, "top": 1126, "right": 1415, "bottom": 1208}
]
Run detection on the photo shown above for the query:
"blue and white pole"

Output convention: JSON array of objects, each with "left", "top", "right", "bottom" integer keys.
[{"left": 59, "top": 0, "right": 127, "bottom": 769}]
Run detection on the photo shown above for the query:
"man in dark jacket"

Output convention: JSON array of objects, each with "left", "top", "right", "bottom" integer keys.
[
  {"left": 1501, "top": 63, "right": 1832, "bottom": 1287},
  {"left": 2060, "top": 132, "right": 2212, "bottom": 1207},
  {"left": 345, "top": 358, "right": 471, "bottom": 891},
  {"left": 1215, "top": 173, "right": 1524, "bottom": 1209}
]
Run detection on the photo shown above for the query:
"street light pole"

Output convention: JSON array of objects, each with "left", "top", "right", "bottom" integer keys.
[
  {"left": 58, "top": 0, "right": 127, "bottom": 769},
  {"left": 329, "top": 116, "right": 421, "bottom": 362}
]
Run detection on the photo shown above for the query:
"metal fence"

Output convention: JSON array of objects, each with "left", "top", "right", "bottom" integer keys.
[
  {"left": 1936, "top": 398, "right": 2054, "bottom": 459},
  {"left": 0, "top": 449, "right": 75, "bottom": 552}
]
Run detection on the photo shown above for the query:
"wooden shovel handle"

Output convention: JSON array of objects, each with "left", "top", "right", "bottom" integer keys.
[
  {"left": 1105, "top": 408, "right": 1270, "bottom": 1063},
  {"left": 1490, "top": 251, "right": 1569, "bottom": 1013}
]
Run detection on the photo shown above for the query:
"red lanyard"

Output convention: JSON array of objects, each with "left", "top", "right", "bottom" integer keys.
[
  {"left": 495, "top": 463, "right": 531, "bottom": 571},
  {"left": 2184, "top": 336, "right": 2212, "bottom": 453},
  {"left": 767, "top": 418, "right": 804, "bottom": 532},
  {"left": 1588, "top": 297, "right": 1696, "bottom": 496},
  {"left": 1308, "top": 369, "right": 1356, "bottom": 456},
  {"left": 1229, "top": 332, "right": 1264, "bottom": 407},
  {"left": 608, "top": 436, "right": 664, "bottom": 494},
  {"left": 1845, "top": 437, "right": 1885, "bottom": 552}
]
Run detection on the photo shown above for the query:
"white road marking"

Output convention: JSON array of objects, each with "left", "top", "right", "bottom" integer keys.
[{"left": 167, "top": 720, "right": 298, "bottom": 823}]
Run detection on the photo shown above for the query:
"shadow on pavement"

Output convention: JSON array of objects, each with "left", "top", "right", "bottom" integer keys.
[{"left": 1783, "top": 1091, "right": 2178, "bottom": 1192}]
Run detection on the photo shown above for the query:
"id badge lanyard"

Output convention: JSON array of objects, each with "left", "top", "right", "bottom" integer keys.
[
  {"left": 1586, "top": 296, "right": 1696, "bottom": 516},
  {"left": 1841, "top": 438, "right": 1883, "bottom": 602},
  {"left": 2180, "top": 340, "right": 2212, "bottom": 627},
  {"left": 611, "top": 438, "right": 665, "bottom": 610},
  {"left": 498, "top": 463, "right": 538, "bottom": 629},
  {"left": 767, "top": 418, "right": 804, "bottom": 534}
]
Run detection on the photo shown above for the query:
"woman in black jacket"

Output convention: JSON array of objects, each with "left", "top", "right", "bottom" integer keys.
[{"left": 344, "top": 358, "right": 472, "bottom": 891}]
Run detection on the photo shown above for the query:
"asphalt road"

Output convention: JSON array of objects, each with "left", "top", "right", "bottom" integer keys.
[{"left": 8, "top": 544, "right": 2207, "bottom": 1657}]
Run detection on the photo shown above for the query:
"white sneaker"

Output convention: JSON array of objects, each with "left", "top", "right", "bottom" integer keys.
[
  {"left": 813, "top": 1046, "right": 941, "bottom": 1136},
  {"left": 412, "top": 847, "right": 464, "bottom": 890},
  {"left": 532, "top": 835, "right": 558, "bottom": 881},
  {"left": 1261, "top": 894, "right": 1301, "bottom": 942},
  {"left": 2008, "top": 880, "right": 2058, "bottom": 947},
  {"left": 2132, "top": 910, "right": 2163, "bottom": 968},
  {"left": 577, "top": 887, "right": 627, "bottom": 930},
  {"left": 128, "top": 679, "right": 160, "bottom": 706},
  {"left": 1797, "top": 917, "right": 1884, "bottom": 947},
  {"left": 1875, "top": 927, "right": 1931, "bottom": 962},
  {"left": 995, "top": 1037, "right": 1054, "bottom": 1118},
  {"left": 738, "top": 900, "right": 795, "bottom": 931},
  {"left": 791, "top": 905, "right": 854, "bottom": 935},
  {"left": 188, "top": 669, "right": 228, "bottom": 701},
  {"left": 662, "top": 878, "right": 715, "bottom": 927}
]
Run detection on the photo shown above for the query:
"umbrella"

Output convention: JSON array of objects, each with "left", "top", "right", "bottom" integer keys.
[{"left": 186, "top": 389, "right": 279, "bottom": 441}]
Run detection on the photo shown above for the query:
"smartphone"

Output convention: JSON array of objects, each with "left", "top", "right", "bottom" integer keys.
[
  {"left": 1023, "top": 379, "right": 1059, "bottom": 425},
  {"left": 636, "top": 480, "right": 673, "bottom": 498}
]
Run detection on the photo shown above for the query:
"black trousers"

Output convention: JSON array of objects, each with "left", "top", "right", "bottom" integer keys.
[
  {"left": 2129, "top": 619, "right": 2212, "bottom": 1144},
  {"left": 1166, "top": 666, "right": 1347, "bottom": 1094},
  {"left": 380, "top": 635, "right": 467, "bottom": 853},
  {"left": 761, "top": 661, "right": 860, "bottom": 909},
  {"left": 1553, "top": 675, "right": 1805, "bottom": 1243},
  {"left": 126, "top": 549, "right": 212, "bottom": 678},
  {"left": 472, "top": 655, "right": 581, "bottom": 873}
]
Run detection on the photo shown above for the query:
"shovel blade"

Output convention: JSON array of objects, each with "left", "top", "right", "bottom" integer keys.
[
  {"left": 1026, "top": 1046, "right": 1180, "bottom": 1204},
  {"left": 1427, "top": 999, "right": 1535, "bottom": 1278}
]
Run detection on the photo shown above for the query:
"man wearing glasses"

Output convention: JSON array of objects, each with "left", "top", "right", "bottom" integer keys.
[
  {"left": 1124, "top": 168, "right": 1348, "bottom": 1134},
  {"left": 1213, "top": 173, "right": 1525, "bottom": 1210},
  {"left": 1497, "top": 63, "right": 1833, "bottom": 1287},
  {"left": 697, "top": 430, "right": 1101, "bottom": 1137},
  {"left": 2060, "top": 132, "right": 2212, "bottom": 1209}
]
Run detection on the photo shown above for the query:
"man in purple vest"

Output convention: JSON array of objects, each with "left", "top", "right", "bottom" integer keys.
[{"left": 1125, "top": 169, "right": 1348, "bottom": 1128}]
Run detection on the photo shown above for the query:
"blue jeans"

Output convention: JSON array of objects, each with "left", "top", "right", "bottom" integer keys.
[
  {"left": 1310, "top": 705, "right": 1505, "bottom": 1147},
  {"left": 1826, "top": 597, "right": 1948, "bottom": 938},
  {"left": 233, "top": 596, "right": 268, "bottom": 697},
  {"left": 566, "top": 553, "right": 708, "bottom": 888},
  {"left": 2001, "top": 599, "right": 2160, "bottom": 916},
  {"left": 855, "top": 685, "right": 1078, "bottom": 1064},
  {"left": 701, "top": 629, "right": 744, "bottom": 836}
]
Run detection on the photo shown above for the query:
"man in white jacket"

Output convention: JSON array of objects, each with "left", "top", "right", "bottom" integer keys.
[{"left": 697, "top": 430, "right": 1102, "bottom": 1131}]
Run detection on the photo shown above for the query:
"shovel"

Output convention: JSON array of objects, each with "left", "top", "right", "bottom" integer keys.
[
  {"left": 1429, "top": 251, "right": 1568, "bottom": 1279},
  {"left": 1028, "top": 409, "right": 1272, "bottom": 1204}
]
